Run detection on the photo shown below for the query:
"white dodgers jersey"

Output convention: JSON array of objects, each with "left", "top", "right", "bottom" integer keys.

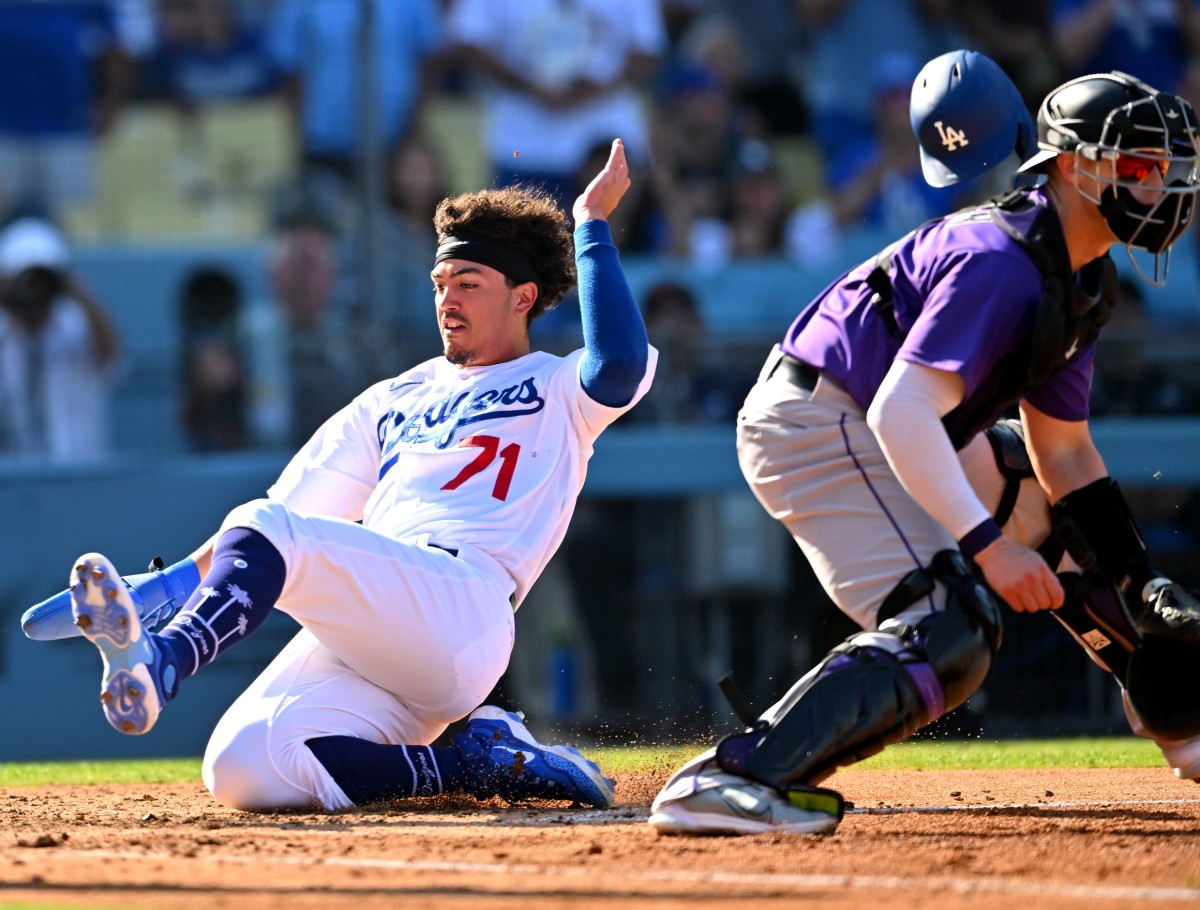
[{"left": 267, "top": 347, "right": 655, "bottom": 605}]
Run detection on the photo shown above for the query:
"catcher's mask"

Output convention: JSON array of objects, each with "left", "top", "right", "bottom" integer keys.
[{"left": 1017, "top": 71, "right": 1200, "bottom": 286}]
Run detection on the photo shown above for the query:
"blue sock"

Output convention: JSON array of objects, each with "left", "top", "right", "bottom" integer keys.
[
  {"left": 156, "top": 527, "right": 285, "bottom": 684},
  {"left": 306, "top": 737, "right": 469, "bottom": 804}
]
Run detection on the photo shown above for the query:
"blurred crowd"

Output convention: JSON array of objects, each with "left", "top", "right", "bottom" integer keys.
[{"left": 1, "top": 0, "right": 1200, "bottom": 465}]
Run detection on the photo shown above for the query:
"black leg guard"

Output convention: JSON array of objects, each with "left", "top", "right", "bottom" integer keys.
[
  {"left": 1126, "top": 637, "right": 1200, "bottom": 740},
  {"left": 1051, "top": 569, "right": 1200, "bottom": 739},
  {"left": 716, "top": 551, "right": 1002, "bottom": 790},
  {"left": 1053, "top": 478, "right": 1200, "bottom": 646},
  {"left": 1051, "top": 570, "right": 1140, "bottom": 682}
]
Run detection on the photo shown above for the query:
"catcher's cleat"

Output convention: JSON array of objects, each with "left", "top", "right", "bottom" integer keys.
[
  {"left": 71, "top": 553, "right": 176, "bottom": 735},
  {"left": 649, "top": 751, "right": 843, "bottom": 836},
  {"left": 1137, "top": 580, "right": 1200, "bottom": 648},
  {"left": 452, "top": 706, "right": 615, "bottom": 808}
]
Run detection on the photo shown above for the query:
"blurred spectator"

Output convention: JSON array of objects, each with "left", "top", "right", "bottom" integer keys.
[
  {"left": 0, "top": 0, "right": 146, "bottom": 215},
  {"left": 141, "top": 0, "right": 281, "bottom": 109},
  {"left": 375, "top": 135, "right": 451, "bottom": 366},
  {"left": 178, "top": 267, "right": 248, "bottom": 451},
  {"left": 952, "top": 1, "right": 1061, "bottom": 109},
  {"left": 629, "top": 281, "right": 751, "bottom": 425},
  {"left": 268, "top": 0, "right": 443, "bottom": 187},
  {"left": 648, "top": 60, "right": 748, "bottom": 256},
  {"left": 723, "top": 139, "right": 795, "bottom": 258},
  {"left": 1051, "top": 0, "right": 1200, "bottom": 97},
  {"left": 793, "top": 0, "right": 955, "bottom": 166},
  {"left": 444, "top": 0, "right": 667, "bottom": 210},
  {"left": 785, "top": 53, "right": 965, "bottom": 268},
  {"left": 1091, "top": 275, "right": 1200, "bottom": 416},
  {"left": 0, "top": 216, "right": 120, "bottom": 462},
  {"left": 238, "top": 204, "right": 357, "bottom": 453},
  {"left": 676, "top": 2, "right": 808, "bottom": 136}
]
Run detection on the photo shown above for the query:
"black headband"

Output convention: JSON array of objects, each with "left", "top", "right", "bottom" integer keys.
[{"left": 434, "top": 233, "right": 541, "bottom": 289}]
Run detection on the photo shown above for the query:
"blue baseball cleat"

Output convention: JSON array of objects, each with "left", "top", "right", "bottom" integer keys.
[
  {"left": 453, "top": 706, "right": 615, "bottom": 808},
  {"left": 23, "top": 556, "right": 196, "bottom": 641},
  {"left": 71, "top": 553, "right": 175, "bottom": 735}
]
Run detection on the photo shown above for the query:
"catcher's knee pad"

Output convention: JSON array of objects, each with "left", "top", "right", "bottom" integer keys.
[
  {"left": 717, "top": 551, "right": 1002, "bottom": 790},
  {"left": 1125, "top": 636, "right": 1200, "bottom": 740},
  {"left": 983, "top": 419, "right": 1034, "bottom": 527}
]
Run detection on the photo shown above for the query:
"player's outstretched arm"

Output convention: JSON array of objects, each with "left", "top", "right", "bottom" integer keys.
[{"left": 573, "top": 139, "right": 650, "bottom": 407}]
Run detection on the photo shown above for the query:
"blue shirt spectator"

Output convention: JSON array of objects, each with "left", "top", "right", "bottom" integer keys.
[
  {"left": 143, "top": 0, "right": 280, "bottom": 107},
  {"left": 268, "top": 0, "right": 443, "bottom": 180},
  {"left": 0, "top": 1, "right": 123, "bottom": 136},
  {"left": 1052, "top": 0, "right": 1200, "bottom": 95},
  {"left": 794, "top": 0, "right": 955, "bottom": 165},
  {"left": 0, "top": 0, "right": 139, "bottom": 211}
]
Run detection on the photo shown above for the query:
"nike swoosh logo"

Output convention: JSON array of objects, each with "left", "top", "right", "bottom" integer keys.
[{"left": 389, "top": 380, "right": 422, "bottom": 392}]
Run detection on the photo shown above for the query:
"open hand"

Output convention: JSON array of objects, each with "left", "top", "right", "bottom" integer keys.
[{"left": 573, "top": 138, "right": 631, "bottom": 226}]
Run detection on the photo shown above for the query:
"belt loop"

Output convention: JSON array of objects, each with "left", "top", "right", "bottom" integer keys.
[{"left": 760, "top": 344, "right": 786, "bottom": 383}]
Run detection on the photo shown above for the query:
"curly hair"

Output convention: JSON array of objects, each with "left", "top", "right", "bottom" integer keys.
[{"left": 433, "top": 184, "right": 576, "bottom": 321}]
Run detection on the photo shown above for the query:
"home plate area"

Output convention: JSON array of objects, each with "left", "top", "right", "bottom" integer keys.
[{"left": 3, "top": 768, "right": 1199, "bottom": 909}]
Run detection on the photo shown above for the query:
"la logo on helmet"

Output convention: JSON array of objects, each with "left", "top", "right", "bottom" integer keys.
[{"left": 934, "top": 121, "right": 969, "bottom": 151}]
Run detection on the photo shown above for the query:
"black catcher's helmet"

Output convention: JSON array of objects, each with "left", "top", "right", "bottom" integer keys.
[{"left": 1017, "top": 71, "right": 1200, "bottom": 284}]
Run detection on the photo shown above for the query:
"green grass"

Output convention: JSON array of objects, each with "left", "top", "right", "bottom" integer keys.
[
  {"left": 0, "top": 758, "right": 201, "bottom": 787},
  {"left": 594, "top": 737, "right": 1162, "bottom": 773},
  {"left": 0, "top": 738, "right": 1162, "bottom": 788}
]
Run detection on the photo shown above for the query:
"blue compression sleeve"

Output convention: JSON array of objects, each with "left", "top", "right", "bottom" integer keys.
[{"left": 575, "top": 219, "right": 649, "bottom": 407}]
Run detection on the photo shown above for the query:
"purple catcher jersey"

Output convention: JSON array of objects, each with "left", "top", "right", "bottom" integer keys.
[{"left": 782, "top": 189, "right": 1094, "bottom": 440}]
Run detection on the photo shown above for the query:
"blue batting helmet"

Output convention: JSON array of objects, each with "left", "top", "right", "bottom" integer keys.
[{"left": 910, "top": 50, "right": 1036, "bottom": 187}]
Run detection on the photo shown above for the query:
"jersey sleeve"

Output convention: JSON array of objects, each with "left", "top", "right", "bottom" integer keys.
[
  {"left": 266, "top": 383, "right": 386, "bottom": 519},
  {"left": 1023, "top": 341, "right": 1095, "bottom": 421},
  {"left": 896, "top": 248, "right": 1044, "bottom": 399},
  {"left": 558, "top": 346, "right": 658, "bottom": 441}
]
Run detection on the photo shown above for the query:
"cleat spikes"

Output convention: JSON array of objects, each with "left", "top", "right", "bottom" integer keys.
[{"left": 71, "top": 552, "right": 166, "bottom": 735}]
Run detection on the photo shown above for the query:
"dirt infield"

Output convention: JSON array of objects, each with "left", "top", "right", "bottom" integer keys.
[{"left": 3, "top": 766, "right": 1199, "bottom": 909}]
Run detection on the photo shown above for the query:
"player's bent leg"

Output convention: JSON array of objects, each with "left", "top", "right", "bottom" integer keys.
[
  {"left": 650, "top": 550, "right": 1002, "bottom": 836},
  {"left": 203, "top": 630, "right": 446, "bottom": 811}
]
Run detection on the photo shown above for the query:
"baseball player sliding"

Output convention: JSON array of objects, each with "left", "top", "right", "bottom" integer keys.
[
  {"left": 23, "top": 138, "right": 656, "bottom": 812},
  {"left": 650, "top": 63, "right": 1200, "bottom": 836}
]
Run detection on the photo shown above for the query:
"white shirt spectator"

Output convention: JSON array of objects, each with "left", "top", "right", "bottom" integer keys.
[{"left": 446, "top": 0, "right": 666, "bottom": 174}]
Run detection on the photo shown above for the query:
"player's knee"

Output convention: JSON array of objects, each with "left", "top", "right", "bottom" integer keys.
[
  {"left": 219, "top": 499, "right": 292, "bottom": 553},
  {"left": 203, "top": 720, "right": 322, "bottom": 811},
  {"left": 890, "top": 550, "right": 1003, "bottom": 712}
]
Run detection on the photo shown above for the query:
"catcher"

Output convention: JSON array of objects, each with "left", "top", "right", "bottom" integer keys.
[{"left": 649, "top": 61, "right": 1200, "bottom": 836}]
